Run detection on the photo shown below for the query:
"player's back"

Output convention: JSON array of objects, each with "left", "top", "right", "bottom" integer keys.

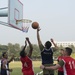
[
  {"left": 20, "top": 56, "right": 33, "bottom": 71},
  {"left": 62, "top": 56, "right": 75, "bottom": 75},
  {"left": 20, "top": 56, "right": 34, "bottom": 75}
]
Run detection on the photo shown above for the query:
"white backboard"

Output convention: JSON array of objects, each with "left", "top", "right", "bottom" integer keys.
[{"left": 8, "top": 0, "right": 23, "bottom": 30}]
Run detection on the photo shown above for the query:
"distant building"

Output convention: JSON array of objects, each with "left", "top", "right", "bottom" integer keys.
[{"left": 52, "top": 41, "right": 75, "bottom": 47}]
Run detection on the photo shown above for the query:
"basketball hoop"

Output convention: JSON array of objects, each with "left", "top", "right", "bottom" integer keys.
[{"left": 16, "top": 19, "right": 32, "bottom": 32}]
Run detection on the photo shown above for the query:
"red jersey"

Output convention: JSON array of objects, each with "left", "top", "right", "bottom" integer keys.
[
  {"left": 58, "top": 56, "right": 63, "bottom": 71},
  {"left": 62, "top": 56, "right": 75, "bottom": 75},
  {"left": 20, "top": 56, "right": 34, "bottom": 75}
]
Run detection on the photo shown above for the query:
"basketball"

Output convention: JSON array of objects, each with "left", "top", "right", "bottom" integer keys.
[{"left": 32, "top": 22, "right": 39, "bottom": 29}]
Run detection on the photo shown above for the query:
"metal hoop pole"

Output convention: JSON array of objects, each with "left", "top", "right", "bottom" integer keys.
[
  {"left": 0, "top": 7, "right": 8, "bottom": 17},
  {"left": 0, "top": 7, "right": 8, "bottom": 10}
]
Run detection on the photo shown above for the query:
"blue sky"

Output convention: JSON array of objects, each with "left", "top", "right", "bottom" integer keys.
[{"left": 0, "top": 0, "right": 75, "bottom": 46}]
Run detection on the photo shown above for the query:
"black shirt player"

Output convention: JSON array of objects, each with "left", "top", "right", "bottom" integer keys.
[{"left": 37, "top": 27, "right": 58, "bottom": 75}]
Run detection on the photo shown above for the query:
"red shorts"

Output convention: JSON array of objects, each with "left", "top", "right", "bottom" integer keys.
[{"left": 23, "top": 70, "right": 34, "bottom": 75}]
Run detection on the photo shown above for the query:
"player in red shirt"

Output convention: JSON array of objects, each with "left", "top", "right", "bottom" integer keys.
[
  {"left": 20, "top": 37, "right": 34, "bottom": 75},
  {"left": 57, "top": 49, "right": 64, "bottom": 75},
  {"left": 40, "top": 47, "right": 75, "bottom": 75}
]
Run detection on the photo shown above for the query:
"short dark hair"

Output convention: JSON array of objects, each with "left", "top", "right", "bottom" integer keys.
[
  {"left": 20, "top": 51, "right": 26, "bottom": 57},
  {"left": 65, "top": 47, "right": 72, "bottom": 56},
  {"left": 20, "top": 46, "right": 27, "bottom": 57},
  {"left": 2, "top": 52, "right": 7, "bottom": 57},
  {"left": 45, "top": 41, "right": 52, "bottom": 49}
]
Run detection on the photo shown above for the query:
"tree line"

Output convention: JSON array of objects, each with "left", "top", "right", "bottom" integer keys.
[{"left": 0, "top": 43, "right": 75, "bottom": 61}]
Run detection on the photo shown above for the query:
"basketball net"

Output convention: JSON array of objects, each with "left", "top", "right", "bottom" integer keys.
[{"left": 16, "top": 19, "right": 32, "bottom": 33}]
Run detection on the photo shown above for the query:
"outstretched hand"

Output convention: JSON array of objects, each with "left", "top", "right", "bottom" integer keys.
[
  {"left": 37, "top": 26, "right": 41, "bottom": 31},
  {"left": 50, "top": 38, "right": 54, "bottom": 43},
  {"left": 11, "top": 54, "right": 15, "bottom": 59},
  {"left": 26, "top": 37, "right": 29, "bottom": 41},
  {"left": 9, "top": 69, "right": 13, "bottom": 72},
  {"left": 40, "top": 65, "right": 45, "bottom": 69}
]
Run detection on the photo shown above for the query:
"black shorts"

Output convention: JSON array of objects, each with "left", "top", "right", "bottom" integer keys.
[{"left": 58, "top": 71, "right": 64, "bottom": 75}]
